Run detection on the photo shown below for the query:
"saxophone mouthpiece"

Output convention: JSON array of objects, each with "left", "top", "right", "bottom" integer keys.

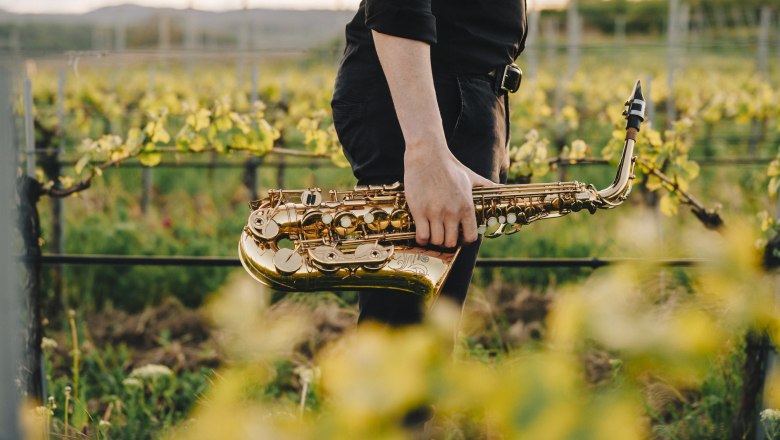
[{"left": 625, "top": 80, "right": 646, "bottom": 132}]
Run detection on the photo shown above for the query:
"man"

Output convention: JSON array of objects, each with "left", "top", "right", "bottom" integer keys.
[{"left": 331, "top": 0, "right": 528, "bottom": 326}]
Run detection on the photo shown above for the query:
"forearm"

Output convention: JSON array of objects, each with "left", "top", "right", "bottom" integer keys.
[{"left": 371, "top": 30, "right": 447, "bottom": 154}]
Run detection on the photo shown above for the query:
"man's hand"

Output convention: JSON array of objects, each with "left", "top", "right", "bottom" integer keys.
[
  {"left": 371, "top": 30, "right": 495, "bottom": 248},
  {"left": 405, "top": 148, "right": 494, "bottom": 248}
]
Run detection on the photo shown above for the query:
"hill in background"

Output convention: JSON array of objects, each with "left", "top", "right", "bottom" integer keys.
[{"left": 0, "top": 4, "right": 356, "bottom": 53}]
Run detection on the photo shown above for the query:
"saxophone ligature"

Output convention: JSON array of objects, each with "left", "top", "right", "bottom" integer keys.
[{"left": 239, "top": 81, "right": 646, "bottom": 301}]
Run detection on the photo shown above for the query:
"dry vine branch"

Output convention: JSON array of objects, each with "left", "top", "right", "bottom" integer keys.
[{"left": 636, "top": 158, "right": 724, "bottom": 230}]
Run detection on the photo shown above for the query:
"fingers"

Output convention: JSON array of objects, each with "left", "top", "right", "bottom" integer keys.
[
  {"left": 460, "top": 213, "right": 479, "bottom": 244},
  {"left": 415, "top": 217, "right": 430, "bottom": 246},
  {"left": 429, "top": 221, "right": 445, "bottom": 247},
  {"left": 443, "top": 219, "right": 460, "bottom": 248}
]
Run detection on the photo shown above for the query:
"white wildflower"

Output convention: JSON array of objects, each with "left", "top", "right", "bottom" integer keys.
[
  {"left": 129, "top": 364, "right": 174, "bottom": 380},
  {"left": 761, "top": 408, "right": 780, "bottom": 422},
  {"left": 122, "top": 377, "right": 143, "bottom": 388},
  {"left": 41, "top": 337, "right": 58, "bottom": 351}
]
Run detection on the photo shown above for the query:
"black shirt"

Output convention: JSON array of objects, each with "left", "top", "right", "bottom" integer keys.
[{"left": 341, "top": 0, "right": 528, "bottom": 76}]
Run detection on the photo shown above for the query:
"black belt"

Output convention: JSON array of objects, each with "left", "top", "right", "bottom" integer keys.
[{"left": 487, "top": 63, "right": 523, "bottom": 96}]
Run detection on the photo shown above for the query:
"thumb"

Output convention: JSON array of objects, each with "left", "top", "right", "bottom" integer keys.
[{"left": 464, "top": 167, "right": 498, "bottom": 188}]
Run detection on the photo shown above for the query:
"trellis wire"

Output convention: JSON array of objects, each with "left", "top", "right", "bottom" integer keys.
[{"left": 24, "top": 254, "right": 706, "bottom": 269}]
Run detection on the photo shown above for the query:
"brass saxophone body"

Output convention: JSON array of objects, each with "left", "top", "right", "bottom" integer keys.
[{"left": 239, "top": 81, "right": 646, "bottom": 301}]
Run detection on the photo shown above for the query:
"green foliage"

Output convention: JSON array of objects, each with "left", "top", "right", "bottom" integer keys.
[{"left": 42, "top": 331, "right": 213, "bottom": 439}]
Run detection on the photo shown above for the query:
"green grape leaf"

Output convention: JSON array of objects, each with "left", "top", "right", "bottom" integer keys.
[
  {"left": 151, "top": 124, "right": 170, "bottom": 144},
  {"left": 189, "top": 137, "right": 206, "bottom": 153},
  {"left": 139, "top": 152, "right": 162, "bottom": 167},
  {"left": 645, "top": 174, "right": 664, "bottom": 192},
  {"left": 770, "top": 176, "right": 780, "bottom": 198},
  {"left": 659, "top": 193, "right": 679, "bottom": 217},
  {"left": 768, "top": 160, "right": 780, "bottom": 178},
  {"left": 74, "top": 155, "right": 91, "bottom": 175},
  {"left": 759, "top": 211, "right": 775, "bottom": 232},
  {"left": 192, "top": 108, "right": 212, "bottom": 132}
]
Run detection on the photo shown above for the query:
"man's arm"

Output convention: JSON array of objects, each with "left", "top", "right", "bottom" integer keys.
[{"left": 372, "top": 30, "right": 494, "bottom": 248}]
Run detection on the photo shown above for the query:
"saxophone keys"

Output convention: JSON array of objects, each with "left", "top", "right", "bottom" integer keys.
[
  {"left": 365, "top": 209, "right": 390, "bottom": 232},
  {"left": 390, "top": 209, "right": 412, "bottom": 231},
  {"left": 485, "top": 216, "right": 502, "bottom": 236},
  {"left": 506, "top": 212, "right": 517, "bottom": 224},
  {"left": 498, "top": 215, "right": 507, "bottom": 224},
  {"left": 273, "top": 248, "right": 303, "bottom": 276},
  {"left": 477, "top": 224, "right": 487, "bottom": 235},
  {"left": 300, "top": 189, "right": 323, "bottom": 207},
  {"left": 334, "top": 212, "right": 359, "bottom": 237},
  {"left": 301, "top": 212, "right": 328, "bottom": 239}
]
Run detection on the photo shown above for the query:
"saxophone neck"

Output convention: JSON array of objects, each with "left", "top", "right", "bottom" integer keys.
[{"left": 596, "top": 80, "right": 645, "bottom": 206}]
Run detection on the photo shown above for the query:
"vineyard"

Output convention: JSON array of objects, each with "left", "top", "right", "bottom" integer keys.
[{"left": 2, "top": 2, "right": 780, "bottom": 439}]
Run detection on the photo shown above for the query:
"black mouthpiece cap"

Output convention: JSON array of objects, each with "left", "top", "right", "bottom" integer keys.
[{"left": 625, "top": 80, "right": 646, "bottom": 131}]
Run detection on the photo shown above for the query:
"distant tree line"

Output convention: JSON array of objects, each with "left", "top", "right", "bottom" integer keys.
[{"left": 543, "top": 0, "right": 777, "bottom": 35}]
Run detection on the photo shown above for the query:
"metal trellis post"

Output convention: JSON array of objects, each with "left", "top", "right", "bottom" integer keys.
[{"left": 0, "top": 61, "right": 21, "bottom": 440}]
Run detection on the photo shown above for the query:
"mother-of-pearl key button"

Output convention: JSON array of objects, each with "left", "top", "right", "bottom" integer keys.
[
  {"left": 477, "top": 224, "right": 487, "bottom": 235},
  {"left": 363, "top": 213, "right": 375, "bottom": 224},
  {"left": 322, "top": 213, "right": 333, "bottom": 225},
  {"left": 273, "top": 248, "right": 303, "bottom": 275},
  {"left": 262, "top": 220, "right": 280, "bottom": 239},
  {"left": 487, "top": 217, "right": 498, "bottom": 227},
  {"left": 507, "top": 213, "right": 517, "bottom": 224},
  {"left": 340, "top": 216, "right": 352, "bottom": 228}
]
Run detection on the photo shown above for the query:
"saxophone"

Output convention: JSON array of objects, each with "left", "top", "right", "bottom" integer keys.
[{"left": 239, "top": 81, "right": 646, "bottom": 301}]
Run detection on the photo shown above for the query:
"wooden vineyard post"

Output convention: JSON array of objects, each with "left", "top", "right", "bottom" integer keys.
[
  {"left": 237, "top": 0, "right": 250, "bottom": 91},
  {"left": 645, "top": 75, "right": 656, "bottom": 125},
  {"left": 44, "top": 69, "right": 66, "bottom": 312},
  {"left": 750, "top": 7, "right": 772, "bottom": 158},
  {"left": 115, "top": 20, "right": 127, "bottom": 53},
  {"left": 142, "top": 66, "right": 155, "bottom": 214},
  {"left": 19, "top": 72, "right": 46, "bottom": 401},
  {"left": 614, "top": 15, "right": 626, "bottom": 52},
  {"left": 24, "top": 77, "right": 34, "bottom": 179},
  {"left": 541, "top": 15, "right": 557, "bottom": 67},
  {"left": 251, "top": 62, "right": 259, "bottom": 104},
  {"left": 0, "top": 61, "right": 22, "bottom": 440},
  {"left": 525, "top": 1, "right": 539, "bottom": 83},
  {"left": 757, "top": 197, "right": 780, "bottom": 440},
  {"left": 158, "top": 13, "right": 171, "bottom": 69},
  {"left": 566, "top": 0, "right": 581, "bottom": 79},
  {"left": 666, "top": 0, "right": 679, "bottom": 128},
  {"left": 185, "top": 1, "right": 196, "bottom": 77}
]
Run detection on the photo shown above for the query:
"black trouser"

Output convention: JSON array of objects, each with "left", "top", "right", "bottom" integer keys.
[{"left": 331, "top": 67, "right": 510, "bottom": 326}]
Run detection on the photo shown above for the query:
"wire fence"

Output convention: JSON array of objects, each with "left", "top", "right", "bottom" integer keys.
[{"left": 22, "top": 254, "right": 707, "bottom": 269}]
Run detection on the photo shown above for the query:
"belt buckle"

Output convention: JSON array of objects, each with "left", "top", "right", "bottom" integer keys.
[{"left": 500, "top": 64, "right": 523, "bottom": 94}]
